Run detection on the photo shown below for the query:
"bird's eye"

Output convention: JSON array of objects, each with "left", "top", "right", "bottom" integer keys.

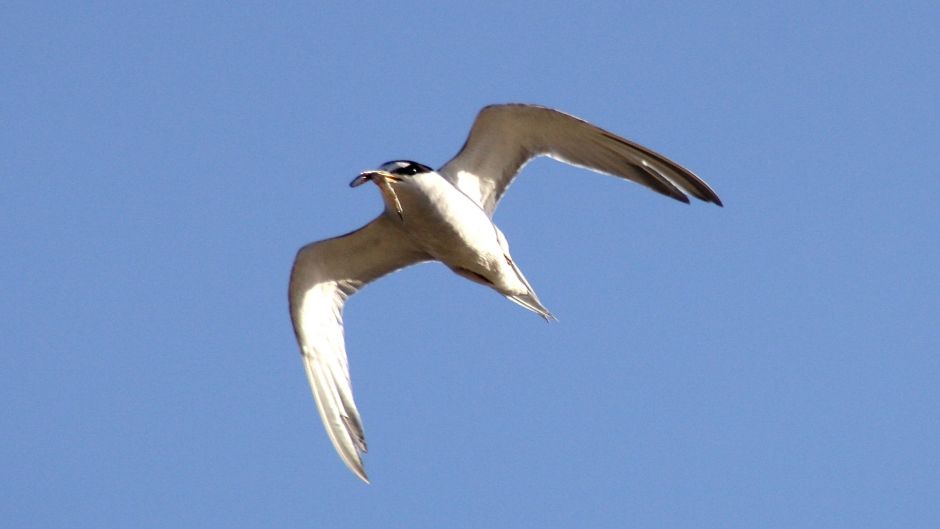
[{"left": 390, "top": 162, "right": 431, "bottom": 176}]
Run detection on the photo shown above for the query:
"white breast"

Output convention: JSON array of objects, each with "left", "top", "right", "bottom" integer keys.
[{"left": 396, "top": 172, "right": 504, "bottom": 271}]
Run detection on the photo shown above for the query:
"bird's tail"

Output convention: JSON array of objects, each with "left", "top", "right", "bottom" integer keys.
[
  {"left": 503, "top": 254, "right": 556, "bottom": 321},
  {"left": 507, "top": 291, "right": 556, "bottom": 321}
]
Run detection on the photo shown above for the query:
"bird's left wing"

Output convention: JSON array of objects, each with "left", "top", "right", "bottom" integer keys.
[
  {"left": 289, "top": 215, "right": 428, "bottom": 482},
  {"left": 438, "top": 104, "right": 722, "bottom": 215}
]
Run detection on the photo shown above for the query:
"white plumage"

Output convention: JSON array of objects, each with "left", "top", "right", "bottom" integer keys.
[{"left": 288, "top": 104, "right": 721, "bottom": 482}]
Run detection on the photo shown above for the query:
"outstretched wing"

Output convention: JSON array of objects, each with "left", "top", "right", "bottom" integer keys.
[
  {"left": 288, "top": 215, "right": 428, "bottom": 482},
  {"left": 438, "top": 104, "right": 722, "bottom": 215}
]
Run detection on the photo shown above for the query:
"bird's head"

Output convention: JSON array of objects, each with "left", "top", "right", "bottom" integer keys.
[
  {"left": 349, "top": 160, "right": 433, "bottom": 187},
  {"left": 349, "top": 160, "right": 433, "bottom": 220}
]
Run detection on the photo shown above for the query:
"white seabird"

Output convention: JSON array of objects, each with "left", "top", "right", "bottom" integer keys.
[{"left": 288, "top": 103, "right": 722, "bottom": 482}]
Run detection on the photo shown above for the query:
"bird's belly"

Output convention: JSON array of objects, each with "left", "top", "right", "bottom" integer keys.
[{"left": 399, "top": 187, "right": 501, "bottom": 274}]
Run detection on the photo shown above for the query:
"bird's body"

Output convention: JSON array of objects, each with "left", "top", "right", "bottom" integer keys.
[
  {"left": 394, "top": 171, "right": 496, "bottom": 269},
  {"left": 380, "top": 169, "right": 550, "bottom": 316},
  {"left": 289, "top": 104, "right": 722, "bottom": 482}
]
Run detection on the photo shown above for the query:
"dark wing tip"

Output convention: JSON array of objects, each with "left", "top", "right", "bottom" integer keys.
[{"left": 692, "top": 183, "right": 723, "bottom": 207}]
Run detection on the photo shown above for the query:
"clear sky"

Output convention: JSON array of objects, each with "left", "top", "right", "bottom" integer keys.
[{"left": 3, "top": 2, "right": 939, "bottom": 528}]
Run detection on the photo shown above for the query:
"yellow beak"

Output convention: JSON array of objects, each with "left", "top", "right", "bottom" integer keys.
[{"left": 350, "top": 170, "right": 404, "bottom": 220}]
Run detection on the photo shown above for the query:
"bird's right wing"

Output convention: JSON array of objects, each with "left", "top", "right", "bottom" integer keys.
[{"left": 288, "top": 215, "right": 428, "bottom": 482}]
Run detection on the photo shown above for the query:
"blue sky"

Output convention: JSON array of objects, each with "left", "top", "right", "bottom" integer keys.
[{"left": 3, "top": 1, "right": 939, "bottom": 527}]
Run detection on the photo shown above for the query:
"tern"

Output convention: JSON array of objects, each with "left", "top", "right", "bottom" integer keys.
[{"left": 289, "top": 103, "right": 722, "bottom": 482}]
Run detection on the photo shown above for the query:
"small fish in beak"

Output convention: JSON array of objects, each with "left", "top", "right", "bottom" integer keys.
[{"left": 350, "top": 170, "right": 405, "bottom": 220}]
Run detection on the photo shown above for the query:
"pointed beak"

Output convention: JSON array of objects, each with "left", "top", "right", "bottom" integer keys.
[
  {"left": 349, "top": 173, "right": 371, "bottom": 187},
  {"left": 349, "top": 170, "right": 401, "bottom": 188},
  {"left": 349, "top": 170, "right": 405, "bottom": 220}
]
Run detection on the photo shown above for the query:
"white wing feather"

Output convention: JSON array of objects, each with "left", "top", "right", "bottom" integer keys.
[
  {"left": 288, "top": 215, "right": 427, "bottom": 482},
  {"left": 438, "top": 104, "right": 722, "bottom": 215}
]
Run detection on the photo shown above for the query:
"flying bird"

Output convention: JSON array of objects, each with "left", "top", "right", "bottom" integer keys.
[{"left": 288, "top": 104, "right": 722, "bottom": 482}]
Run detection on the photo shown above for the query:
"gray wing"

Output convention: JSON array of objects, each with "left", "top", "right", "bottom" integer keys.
[
  {"left": 438, "top": 104, "right": 722, "bottom": 215},
  {"left": 288, "top": 215, "right": 428, "bottom": 483}
]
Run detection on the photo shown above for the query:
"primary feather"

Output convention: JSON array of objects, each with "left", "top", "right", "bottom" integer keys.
[
  {"left": 289, "top": 216, "right": 428, "bottom": 482},
  {"left": 439, "top": 104, "right": 721, "bottom": 214}
]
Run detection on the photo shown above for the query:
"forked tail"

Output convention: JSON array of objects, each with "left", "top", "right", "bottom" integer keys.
[
  {"left": 504, "top": 253, "right": 556, "bottom": 321},
  {"left": 507, "top": 292, "right": 556, "bottom": 321}
]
